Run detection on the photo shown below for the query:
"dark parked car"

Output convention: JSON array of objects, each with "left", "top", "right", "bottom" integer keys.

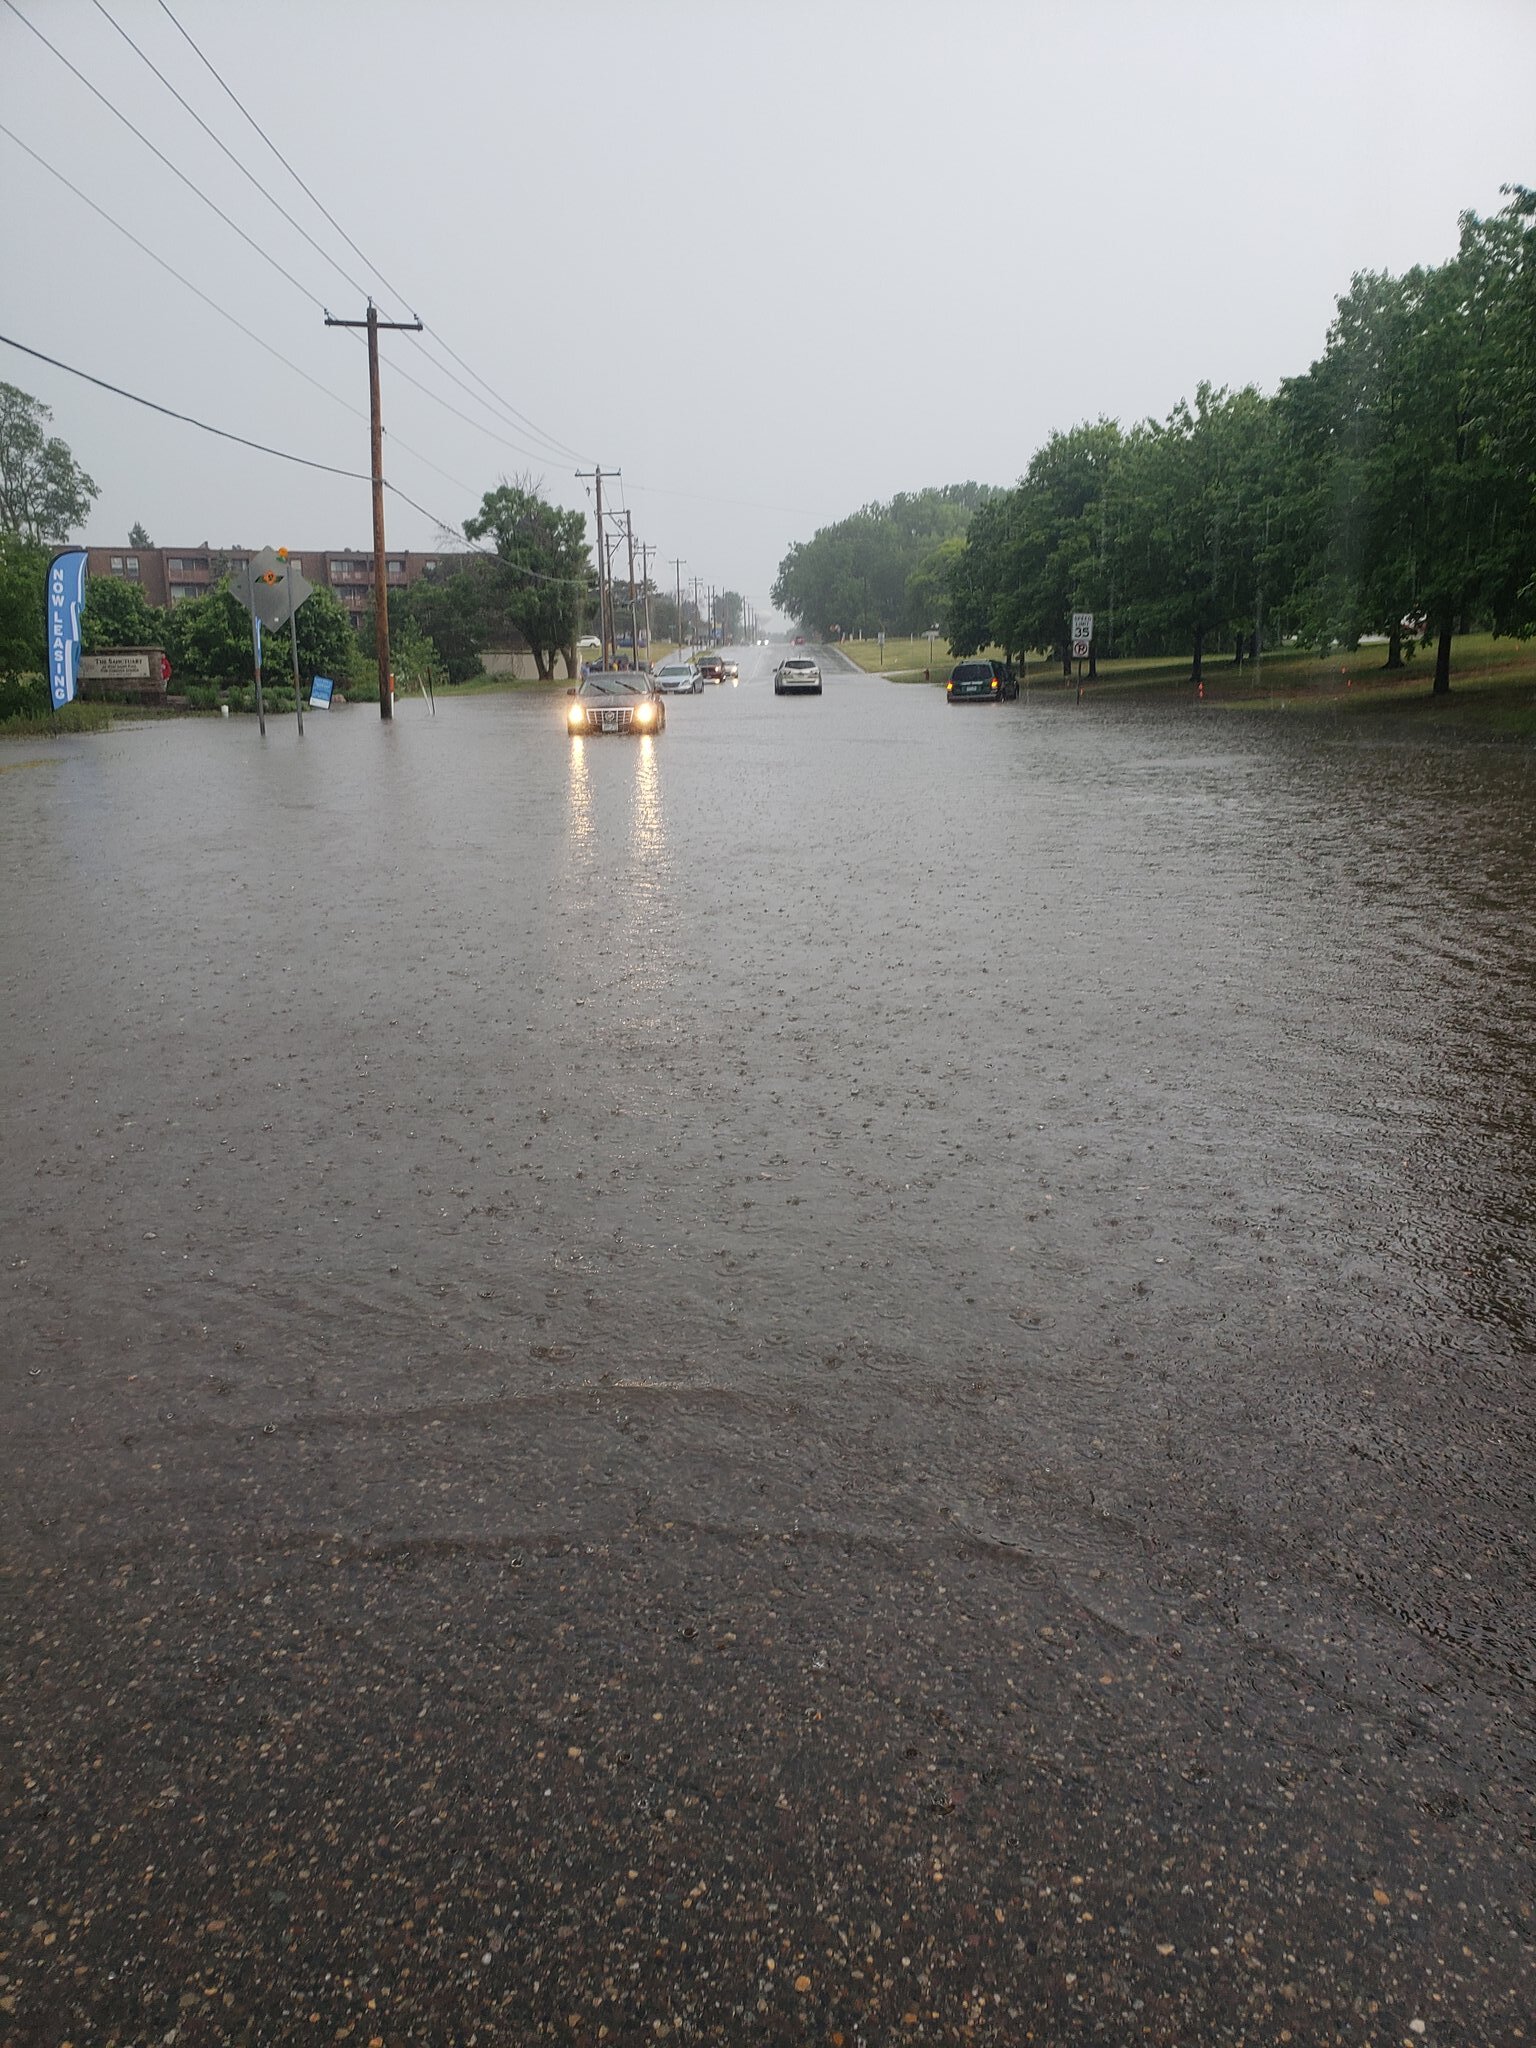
[
  {"left": 695, "top": 654, "right": 726, "bottom": 684},
  {"left": 566, "top": 670, "right": 667, "bottom": 735},
  {"left": 946, "top": 658, "right": 1018, "bottom": 703}
]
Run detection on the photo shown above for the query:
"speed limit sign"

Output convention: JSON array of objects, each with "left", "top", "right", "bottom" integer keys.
[{"left": 1071, "top": 611, "right": 1094, "bottom": 659}]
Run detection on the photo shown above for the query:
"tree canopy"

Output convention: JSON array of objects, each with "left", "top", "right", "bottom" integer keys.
[
  {"left": 0, "top": 383, "right": 98, "bottom": 544},
  {"left": 462, "top": 481, "right": 590, "bottom": 681},
  {"left": 771, "top": 484, "right": 995, "bottom": 639},
  {"left": 784, "top": 189, "right": 1536, "bottom": 693}
]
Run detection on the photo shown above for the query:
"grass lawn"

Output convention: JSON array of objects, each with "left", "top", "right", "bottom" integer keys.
[
  {"left": 833, "top": 632, "right": 1536, "bottom": 739},
  {"left": 1074, "top": 634, "right": 1536, "bottom": 739}
]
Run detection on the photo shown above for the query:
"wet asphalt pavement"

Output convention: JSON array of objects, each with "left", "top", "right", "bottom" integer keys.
[{"left": 2, "top": 646, "right": 1533, "bottom": 2045}]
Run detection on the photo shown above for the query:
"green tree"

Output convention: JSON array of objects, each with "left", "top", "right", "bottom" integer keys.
[
  {"left": 772, "top": 484, "right": 995, "bottom": 637},
  {"left": 1115, "top": 387, "right": 1275, "bottom": 682},
  {"left": 0, "top": 383, "right": 98, "bottom": 543},
  {"left": 128, "top": 521, "right": 151, "bottom": 547},
  {"left": 947, "top": 424, "right": 1123, "bottom": 671},
  {"left": 165, "top": 582, "right": 360, "bottom": 690},
  {"left": 461, "top": 481, "right": 590, "bottom": 680},
  {"left": 1278, "top": 189, "right": 1536, "bottom": 692},
  {"left": 82, "top": 576, "right": 164, "bottom": 653},
  {"left": 0, "top": 532, "right": 48, "bottom": 679},
  {"left": 905, "top": 534, "right": 967, "bottom": 639},
  {"left": 381, "top": 569, "right": 489, "bottom": 684}
]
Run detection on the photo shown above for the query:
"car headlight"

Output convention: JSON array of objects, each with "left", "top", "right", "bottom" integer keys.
[
  {"left": 636, "top": 701, "right": 655, "bottom": 724},
  {"left": 567, "top": 703, "right": 585, "bottom": 726}
]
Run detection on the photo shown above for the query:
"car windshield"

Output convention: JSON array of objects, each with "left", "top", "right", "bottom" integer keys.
[
  {"left": 952, "top": 662, "right": 993, "bottom": 681},
  {"left": 658, "top": 664, "right": 692, "bottom": 676},
  {"left": 580, "top": 673, "right": 649, "bottom": 696},
  {"left": 784, "top": 658, "right": 817, "bottom": 670}
]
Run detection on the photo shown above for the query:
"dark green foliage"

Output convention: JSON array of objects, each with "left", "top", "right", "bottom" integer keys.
[
  {"left": 0, "top": 383, "right": 97, "bottom": 544},
  {"left": 371, "top": 570, "right": 488, "bottom": 684},
  {"left": 846, "top": 190, "right": 1536, "bottom": 695},
  {"left": 771, "top": 484, "right": 995, "bottom": 638},
  {"left": 81, "top": 575, "right": 162, "bottom": 653},
  {"left": 0, "top": 669, "right": 49, "bottom": 719},
  {"left": 462, "top": 483, "right": 590, "bottom": 681},
  {"left": 1278, "top": 188, "right": 1536, "bottom": 689},
  {"left": 0, "top": 532, "right": 48, "bottom": 677},
  {"left": 164, "top": 582, "right": 362, "bottom": 691}
]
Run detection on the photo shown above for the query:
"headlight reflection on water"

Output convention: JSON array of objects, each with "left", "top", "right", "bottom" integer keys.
[
  {"left": 631, "top": 737, "right": 665, "bottom": 874},
  {"left": 566, "top": 734, "right": 593, "bottom": 853}
]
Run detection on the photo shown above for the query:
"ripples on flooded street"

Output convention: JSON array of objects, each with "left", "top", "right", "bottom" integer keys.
[{"left": 3, "top": 650, "right": 1533, "bottom": 2042}]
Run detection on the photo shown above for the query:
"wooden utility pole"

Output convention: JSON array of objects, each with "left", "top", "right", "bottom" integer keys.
[
  {"left": 576, "top": 467, "right": 618, "bottom": 668},
  {"left": 639, "top": 541, "right": 656, "bottom": 664},
  {"left": 671, "top": 557, "right": 685, "bottom": 650},
  {"left": 623, "top": 514, "right": 641, "bottom": 670},
  {"left": 325, "top": 301, "right": 423, "bottom": 720}
]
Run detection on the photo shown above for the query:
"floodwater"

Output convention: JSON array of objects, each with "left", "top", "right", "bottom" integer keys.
[{"left": 2, "top": 647, "right": 1532, "bottom": 2044}]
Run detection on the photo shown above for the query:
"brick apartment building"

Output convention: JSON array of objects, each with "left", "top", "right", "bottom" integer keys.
[{"left": 84, "top": 545, "right": 476, "bottom": 629}]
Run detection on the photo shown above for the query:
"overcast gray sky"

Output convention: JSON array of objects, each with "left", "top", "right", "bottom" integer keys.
[{"left": 3, "top": 0, "right": 1532, "bottom": 620}]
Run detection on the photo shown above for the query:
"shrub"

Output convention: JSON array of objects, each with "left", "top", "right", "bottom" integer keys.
[{"left": 0, "top": 671, "right": 49, "bottom": 720}]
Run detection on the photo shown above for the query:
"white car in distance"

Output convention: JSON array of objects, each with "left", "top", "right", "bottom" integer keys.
[
  {"left": 654, "top": 659, "right": 703, "bottom": 695},
  {"left": 774, "top": 655, "right": 822, "bottom": 695}
]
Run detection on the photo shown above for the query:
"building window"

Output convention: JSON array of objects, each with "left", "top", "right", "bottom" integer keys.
[
  {"left": 168, "top": 556, "right": 182, "bottom": 573},
  {"left": 110, "top": 556, "right": 123, "bottom": 570},
  {"left": 126, "top": 557, "right": 139, "bottom": 575},
  {"left": 387, "top": 559, "right": 404, "bottom": 574}
]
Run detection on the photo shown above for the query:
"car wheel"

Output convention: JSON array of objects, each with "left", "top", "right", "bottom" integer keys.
[{"left": 814, "top": 683, "right": 823, "bottom": 694}]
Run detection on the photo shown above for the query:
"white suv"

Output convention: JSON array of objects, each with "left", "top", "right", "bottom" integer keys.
[{"left": 774, "top": 655, "right": 822, "bottom": 695}]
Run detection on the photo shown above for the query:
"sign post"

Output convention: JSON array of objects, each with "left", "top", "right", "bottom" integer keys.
[
  {"left": 230, "top": 547, "right": 315, "bottom": 736},
  {"left": 1071, "top": 610, "right": 1094, "bottom": 704}
]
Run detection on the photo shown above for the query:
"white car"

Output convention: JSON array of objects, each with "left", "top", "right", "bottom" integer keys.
[
  {"left": 654, "top": 659, "right": 703, "bottom": 695},
  {"left": 774, "top": 655, "right": 822, "bottom": 695}
]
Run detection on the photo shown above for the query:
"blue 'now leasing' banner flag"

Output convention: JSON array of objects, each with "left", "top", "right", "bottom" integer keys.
[{"left": 47, "top": 549, "right": 89, "bottom": 709}]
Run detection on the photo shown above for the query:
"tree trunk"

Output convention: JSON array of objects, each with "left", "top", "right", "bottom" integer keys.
[
  {"left": 1191, "top": 625, "right": 1204, "bottom": 685},
  {"left": 535, "top": 646, "right": 553, "bottom": 682},
  {"left": 1234, "top": 634, "right": 1243, "bottom": 666},
  {"left": 1385, "top": 619, "right": 1403, "bottom": 670},
  {"left": 1088, "top": 637, "right": 1097, "bottom": 680},
  {"left": 1061, "top": 630, "right": 1072, "bottom": 681},
  {"left": 1432, "top": 617, "right": 1453, "bottom": 695}
]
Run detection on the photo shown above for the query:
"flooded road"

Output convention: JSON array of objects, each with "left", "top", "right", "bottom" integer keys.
[{"left": 3, "top": 648, "right": 1533, "bottom": 2043}]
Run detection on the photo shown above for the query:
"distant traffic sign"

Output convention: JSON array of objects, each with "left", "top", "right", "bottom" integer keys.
[{"left": 1071, "top": 610, "right": 1094, "bottom": 660}]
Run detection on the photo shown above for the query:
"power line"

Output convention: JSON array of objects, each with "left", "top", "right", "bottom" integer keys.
[
  {"left": 0, "top": 120, "right": 356, "bottom": 424},
  {"left": 0, "top": 331, "right": 370, "bottom": 481},
  {"left": 87, "top": 0, "right": 390, "bottom": 320},
  {"left": 421, "top": 328, "right": 588, "bottom": 463},
  {"left": 399, "top": 331, "right": 588, "bottom": 466},
  {"left": 2, "top": 0, "right": 329, "bottom": 315},
  {"left": 383, "top": 484, "right": 589, "bottom": 588},
  {"left": 151, "top": 0, "right": 589, "bottom": 468},
  {"left": 0, "top": 121, "right": 483, "bottom": 506},
  {"left": 0, "top": 326, "right": 584, "bottom": 586},
  {"left": 154, "top": 0, "right": 421, "bottom": 323}
]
